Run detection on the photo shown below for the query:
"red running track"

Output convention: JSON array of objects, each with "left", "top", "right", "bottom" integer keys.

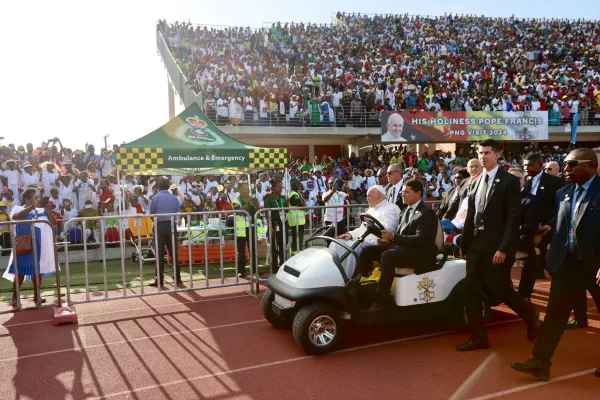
[{"left": 0, "top": 271, "right": 597, "bottom": 400}]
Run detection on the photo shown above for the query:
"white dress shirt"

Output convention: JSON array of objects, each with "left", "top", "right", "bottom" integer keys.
[
  {"left": 388, "top": 180, "right": 404, "bottom": 204},
  {"left": 474, "top": 165, "right": 499, "bottom": 229},
  {"left": 528, "top": 170, "right": 543, "bottom": 195}
]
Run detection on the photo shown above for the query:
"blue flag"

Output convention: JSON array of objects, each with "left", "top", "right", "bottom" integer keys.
[{"left": 570, "top": 112, "right": 580, "bottom": 144}]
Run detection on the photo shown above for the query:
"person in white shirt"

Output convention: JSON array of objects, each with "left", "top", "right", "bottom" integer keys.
[
  {"left": 364, "top": 169, "right": 377, "bottom": 191},
  {"left": 21, "top": 162, "right": 40, "bottom": 191},
  {"left": 41, "top": 162, "right": 59, "bottom": 196},
  {"left": 322, "top": 179, "right": 353, "bottom": 235},
  {"left": 329, "top": 185, "right": 400, "bottom": 278},
  {"left": 313, "top": 171, "right": 327, "bottom": 193},
  {"left": 348, "top": 168, "right": 366, "bottom": 200},
  {"left": 2, "top": 160, "right": 21, "bottom": 206},
  {"left": 74, "top": 172, "right": 97, "bottom": 210}
]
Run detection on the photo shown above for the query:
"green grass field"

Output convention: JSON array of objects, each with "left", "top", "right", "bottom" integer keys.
[{"left": 0, "top": 258, "right": 270, "bottom": 302}]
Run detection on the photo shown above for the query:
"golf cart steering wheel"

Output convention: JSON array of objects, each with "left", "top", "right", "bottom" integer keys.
[{"left": 360, "top": 213, "right": 386, "bottom": 238}]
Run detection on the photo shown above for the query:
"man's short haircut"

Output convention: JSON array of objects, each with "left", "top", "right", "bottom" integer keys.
[
  {"left": 390, "top": 163, "right": 404, "bottom": 174},
  {"left": 455, "top": 168, "right": 470, "bottom": 179},
  {"left": 272, "top": 179, "right": 283, "bottom": 188},
  {"left": 574, "top": 148, "right": 598, "bottom": 168},
  {"left": 525, "top": 153, "right": 543, "bottom": 164},
  {"left": 479, "top": 139, "right": 502, "bottom": 152},
  {"left": 158, "top": 178, "right": 171, "bottom": 191},
  {"left": 404, "top": 179, "right": 424, "bottom": 195}
]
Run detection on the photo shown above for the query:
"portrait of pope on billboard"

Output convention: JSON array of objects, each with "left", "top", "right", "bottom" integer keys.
[{"left": 381, "top": 113, "right": 407, "bottom": 142}]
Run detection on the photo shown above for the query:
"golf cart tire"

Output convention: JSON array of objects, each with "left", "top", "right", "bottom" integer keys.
[
  {"left": 261, "top": 288, "right": 289, "bottom": 329},
  {"left": 292, "top": 303, "right": 344, "bottom": 355},
  {"left": 453, "top": 292, "right": 492, "bottom": 332}
]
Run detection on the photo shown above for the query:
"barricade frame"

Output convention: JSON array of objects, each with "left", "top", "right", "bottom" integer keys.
[{"left": 61, "top": 209, "right": 255, "bottom": 306}]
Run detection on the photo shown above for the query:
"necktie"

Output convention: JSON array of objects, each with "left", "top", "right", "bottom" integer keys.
[
  {"left": 404, "top": 208, "right": 411, "bottom": 224},
  {"left": 568, "top": 185, "right": 585, "bottom": 253},
  {"left": 524, "top": 176, "right": 533, "bottom": 193},
  {"left": 389, "top": 187, "right": 396, "bottom": 203},
  {"left": 475, "top": 174, "right": 489, "bottom": 228}
]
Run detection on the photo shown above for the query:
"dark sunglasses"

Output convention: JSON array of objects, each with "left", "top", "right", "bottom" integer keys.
[{"left": 564, "top": 159, "right": 592, "bottom": 168}]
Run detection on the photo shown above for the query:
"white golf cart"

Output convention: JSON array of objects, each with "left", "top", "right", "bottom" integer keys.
[{"left": 261, "top": 214, "right": 491, "bottom": 355}]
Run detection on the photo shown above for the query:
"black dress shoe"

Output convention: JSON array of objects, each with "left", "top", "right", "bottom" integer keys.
[
  {"left": 565, "top": 319, "right": 588, "bottom": 330},
  {"left": 527, "top": 309, "right": 542, "bottom": 342},
  {"left": 456, "top": 340, "right": 489, "bottom": 351},
  {"left": 365, "top": 303, "right": 385, "bottom": 313},
  {"left": 510, "top": 358, "right": 550, "bottom": 381}
]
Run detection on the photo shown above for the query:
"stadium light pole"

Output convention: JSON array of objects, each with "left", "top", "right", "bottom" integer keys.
[{"left": 103, "top": 134, "right": 110, "bottom": 150}]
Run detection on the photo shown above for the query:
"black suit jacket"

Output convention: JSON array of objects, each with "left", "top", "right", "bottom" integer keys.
[
  {"left": 442, "top": 179, "right": 469, "bottom": 220},
  {"left": 518, "top": 190, "right": 541, "bottom": 253},
  {"left": 461, "top": 168, "right": 521, "bottom": 256},
  {"left": 392, "top": 201, "right": 438, "bottom": 274},
  {"left": 529, "top": 172, "right": 565, "bottom": 225},
  {"left": 547, "top": 175, "right": 600, "bottom": 273},
  {"left": 385, "top": 183, "right": 407, "bottom": 210}
]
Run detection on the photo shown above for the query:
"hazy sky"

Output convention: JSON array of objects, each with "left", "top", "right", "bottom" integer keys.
[{"left": 1, "top": 0, "right": 598, "bottom": 150}]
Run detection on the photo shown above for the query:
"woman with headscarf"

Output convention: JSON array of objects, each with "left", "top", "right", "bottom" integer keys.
[{"left": 3, "top": 188, "right": 58, "bottom": 307}]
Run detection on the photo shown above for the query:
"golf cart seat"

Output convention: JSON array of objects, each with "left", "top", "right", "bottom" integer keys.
[{"left": 394, "top": 219, "right": 445, "bottom": 276}]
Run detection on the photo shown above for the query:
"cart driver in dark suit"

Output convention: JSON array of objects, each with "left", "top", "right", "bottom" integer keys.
[{"left": 358, "top": 179, "right": 438, "bottom": 312}]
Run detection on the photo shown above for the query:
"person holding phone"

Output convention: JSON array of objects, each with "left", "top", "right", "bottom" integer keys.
[{"left": 3, "top": 188, "right": 58, "bottom": 307}]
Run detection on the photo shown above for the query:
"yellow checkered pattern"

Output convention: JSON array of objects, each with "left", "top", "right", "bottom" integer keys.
[
  {"left": 248, "top": 148, "right": 288, "bottom": 169},
  {"left": 117, "top": 147, "right": 164, "bottom": 173}
]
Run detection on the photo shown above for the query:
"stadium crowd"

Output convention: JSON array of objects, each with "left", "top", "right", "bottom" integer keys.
[
  {"left": 0, "top": 137, "right": 577, "bottom": 249},
  {"left": 158, "top": 13, "right": 600, "bottom": 127}
]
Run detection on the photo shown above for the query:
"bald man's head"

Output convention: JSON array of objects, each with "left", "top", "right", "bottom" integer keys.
[
  {"left": 544, "top": 161, "right": 560, "bottom": 177},
  {"left": 467, "top": 159, "right": 483, "bottom": 178}
]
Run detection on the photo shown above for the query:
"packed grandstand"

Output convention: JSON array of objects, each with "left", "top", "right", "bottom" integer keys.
[
  {"left": 0, "top": 12, "right": 598, "bottom": 247},
  {"left": 157, "top": 13, "right": 600, "bottom": 127}
]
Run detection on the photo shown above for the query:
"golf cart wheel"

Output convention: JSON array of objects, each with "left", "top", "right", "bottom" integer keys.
[
  {"left": 261, "top": 288, "right": 289, "bottom": 329},
  {"left": 292, "top": 303, "right": 343, "bottom": 355},
  {"left": 453, "top": 293, "right": 491, "bottom": 332}
]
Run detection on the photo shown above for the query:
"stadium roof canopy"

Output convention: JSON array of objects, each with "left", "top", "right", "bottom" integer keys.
[{"left": 117, "top": 103, "right": 287, "bottom": 175}]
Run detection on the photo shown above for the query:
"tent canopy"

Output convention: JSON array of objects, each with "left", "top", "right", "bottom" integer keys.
[{"left": 117, "top": 103, "right": 287, "bottom": 175}]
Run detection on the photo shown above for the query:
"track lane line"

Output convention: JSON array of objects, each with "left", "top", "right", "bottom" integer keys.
[
  {"left": 0, "top": 294, "right": 252, "bottom": 328},
  {"left": 87, "top": 318, "right": 523, "bottom": 400},
  {"left": 0, "top": 319, "right": 266, "bottom": 362},
  {"left": 468, "top": 368, "right": 598, "bottom": 400}
]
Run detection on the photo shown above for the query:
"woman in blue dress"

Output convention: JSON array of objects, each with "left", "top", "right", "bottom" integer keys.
[{"left": 3, "top": 188, "right": 58, "bottom": 307}]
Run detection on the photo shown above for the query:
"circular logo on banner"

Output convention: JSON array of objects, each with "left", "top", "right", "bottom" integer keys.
[{"left": 176, "top": 116, "right": 225, "bottom": 146}]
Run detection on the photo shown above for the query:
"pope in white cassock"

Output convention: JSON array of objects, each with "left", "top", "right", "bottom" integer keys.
[{"left": 328, "top": 185, "right": 400, "bottom": 278}]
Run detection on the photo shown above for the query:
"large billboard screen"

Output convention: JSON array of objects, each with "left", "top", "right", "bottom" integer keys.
[{"left": 381, "top": 111, "right": 549, "bottom": 143}]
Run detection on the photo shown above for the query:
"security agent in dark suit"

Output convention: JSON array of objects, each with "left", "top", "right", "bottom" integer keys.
[
  {"left": 518, "top": 153, "right": 565, "bottom": 300},
  {"left": 508, "top": 168, "right": 541, "bottom": 254},
  {"left": 457, "top": 139, "right": 541, "bottom": 352},
  {"left": 358, "top": 179, "right": 438, "bottom": 312},
  {"left": 511, "top": 148, "right": 600, "bottom": 381},
  {"left": 384, "top": 163, "right": 407, "bottom": 211},
  {"left": 438, "top": 169, "right": 470, "bottom": 220},
  {"left": 567, "top": 147, "right": 600, "bottom": 330}
]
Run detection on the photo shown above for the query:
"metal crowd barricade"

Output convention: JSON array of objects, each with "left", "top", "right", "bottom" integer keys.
[
  {"left": 61, "top": 209, "right": 254, "bottom": 306},
  {"left": 1, "top": 219, "right": 62, "bottom": 313}
]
